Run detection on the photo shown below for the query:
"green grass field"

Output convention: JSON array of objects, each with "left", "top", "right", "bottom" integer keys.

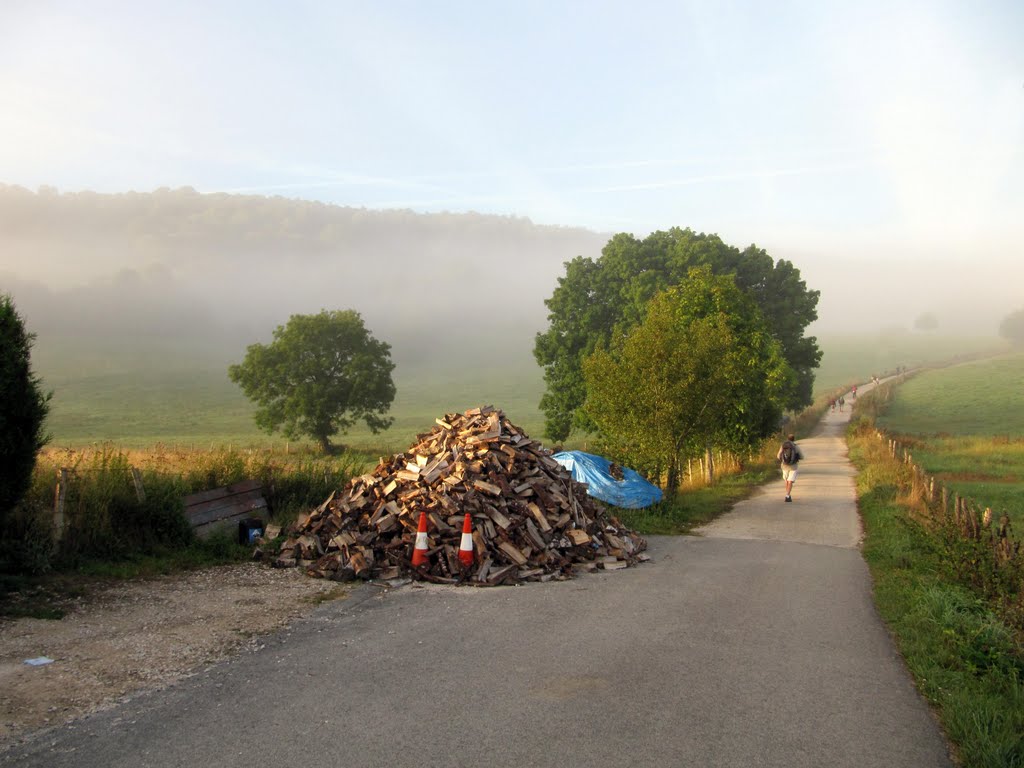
[
  {"left": 813, "top": 332, "right": 1002, "bottom": 392},
  {"left": 35, "top": 332, "right": 1005, "bottom": 452},
  {"left": 40, "top": 362, "right": 548, "bottom": 452},
  {"left": 876, "top": 352, "right": 1024, "bottom": 528}
]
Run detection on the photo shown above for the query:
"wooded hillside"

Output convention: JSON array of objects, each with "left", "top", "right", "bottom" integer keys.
[{"left": 0, "top": 185, "right": 608, "bottom": 373}]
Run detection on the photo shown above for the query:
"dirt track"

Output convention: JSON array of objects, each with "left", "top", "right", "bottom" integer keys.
[{"left": 0, "top": 563, "right": 345, "bottom": 746}]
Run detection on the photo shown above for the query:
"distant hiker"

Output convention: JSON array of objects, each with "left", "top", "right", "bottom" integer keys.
[
  {"left": 829, "top": 398, "right": 836, "bottom": 413},
  {"left": 777, "top": 434, "right": 803, "bottom": 503},
  {"left": 851, "top": 385, "right": 857, "bottom": 399},
  {"left": 839, "top": 395, "right": 845, "bottom": 412}
]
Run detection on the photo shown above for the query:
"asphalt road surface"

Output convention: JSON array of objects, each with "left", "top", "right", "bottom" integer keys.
[{"left": 2, "top": 394, "right": 953, "bottom": 767}]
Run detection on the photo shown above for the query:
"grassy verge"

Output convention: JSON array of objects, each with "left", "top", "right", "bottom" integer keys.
[
  {"left": 849, "top": 427, "right": 1024, "bottom": 767},
  {"left": 616, "top": 463, "right": 776, "bottom": 535}
]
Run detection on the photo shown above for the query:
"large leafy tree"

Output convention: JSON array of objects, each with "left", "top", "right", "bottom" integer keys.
[
  {"left": 534, "top": 227, "right": 820, "bottom": 441},
  {"left": 0, "top": 294, "right": 51, "bottom": 519},
  {"left": 229, "top": 310, "right": 395, "bottom": 452},
  {"left": 582, "top": 268, "right": 792, "bottom": 494}
]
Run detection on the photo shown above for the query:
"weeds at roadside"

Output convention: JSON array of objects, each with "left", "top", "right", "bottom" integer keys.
[
  {"left": 1, "top": 446, "right": 373, "bottom": 614},
  {"left": 850, "top": 431, "right": 1024, "bottom": 767}
]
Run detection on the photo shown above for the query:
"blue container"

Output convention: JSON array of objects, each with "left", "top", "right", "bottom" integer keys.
[{"left": 238, "top": 518, "right": 264, "bottom": 544}]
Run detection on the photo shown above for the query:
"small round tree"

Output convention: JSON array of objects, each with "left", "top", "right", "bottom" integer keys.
[
  {"left": 0, "top": 294, "right": 51, "bottom": 519},
  {"left": 228, "top": 310, "right": 395, "bottom": 452}
]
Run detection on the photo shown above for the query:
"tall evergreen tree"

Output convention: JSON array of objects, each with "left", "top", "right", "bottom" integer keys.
[{"left": 0, "top": 294, "right": 51, "bottom": 518}]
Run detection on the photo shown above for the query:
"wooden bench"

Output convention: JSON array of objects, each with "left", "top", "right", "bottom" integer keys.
[{"left": 184, "top": 479, "right": 268, "bottom": 540}]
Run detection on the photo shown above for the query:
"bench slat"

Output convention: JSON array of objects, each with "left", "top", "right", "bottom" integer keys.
[
  {"left": 183, "top": 478, "right": 263, "bottom": 508},
  {"left": 188, "top": 497, "right": 268, "bottom": 528},
  {"left": 185, "top": 488, "right": 267, "bottom": 521}
]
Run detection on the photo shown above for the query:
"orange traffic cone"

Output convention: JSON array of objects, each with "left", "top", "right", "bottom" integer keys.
[
  {"left": 458, "top": 513, "right": 474, "bottom": 567},
  {"left": 411, "top": 511, "right": 429, "bottom": 568}
]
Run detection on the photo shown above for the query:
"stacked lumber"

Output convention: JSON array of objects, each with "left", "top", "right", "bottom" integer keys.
[{"left": 274, "top": 406, "right": 648, "bottom": 586}]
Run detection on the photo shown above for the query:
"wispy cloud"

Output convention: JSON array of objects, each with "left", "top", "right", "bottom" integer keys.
[{"left": 590, "top": 162, "right": 862, "bottom": 193}]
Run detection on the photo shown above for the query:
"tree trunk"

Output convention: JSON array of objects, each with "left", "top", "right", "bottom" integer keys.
[{"left": 665, "top": 453, "right": 680, "bottom": 496}]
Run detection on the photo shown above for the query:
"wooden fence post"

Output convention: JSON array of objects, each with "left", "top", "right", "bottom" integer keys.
[
  {"left": 130, "top": 467, "right": 146, "bottom": 502},
  {"left": 53, "top": 468, "right": 69, "bottom": 544}
]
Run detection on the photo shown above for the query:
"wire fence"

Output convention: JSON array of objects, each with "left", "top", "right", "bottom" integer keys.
[{"left": 865, "top": 424, "right": 1023, "bottom": 626}]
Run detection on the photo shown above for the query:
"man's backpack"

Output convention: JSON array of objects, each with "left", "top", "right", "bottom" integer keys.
[{"left": 781, "top": 441, "right": 798, "bottom": 465}]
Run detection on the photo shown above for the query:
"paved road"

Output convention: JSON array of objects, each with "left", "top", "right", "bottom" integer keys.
[{"left": 2, "top": 393, "right": 953, "bottom": 767}]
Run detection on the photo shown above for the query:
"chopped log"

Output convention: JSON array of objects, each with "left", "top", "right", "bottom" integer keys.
[
  {"left": 349, "top": 550, "right": 370, "bottom": 578},
  {"left": 486, "top": 565, "right": 516, "bottom": 585},
  {"left": 525, "top": 519, "right": 547, "bottom": 550},
  {"left": 484, "top": 505, "right": 512, "bottom": 530},
  {"left": 517, "top": 568, "right": 545, "bottom": 580},
  {"left": 527, "top": 502, "right": 551, "bottom": 532},
  {"left": 473, "top": 479, "right": 502, "bottom": 496},
  {"left": 497, "top": 540, "right": 528, "bottom": 566},
  {"left": 566, "top": 529, "right": 592, "bottom": 546}
]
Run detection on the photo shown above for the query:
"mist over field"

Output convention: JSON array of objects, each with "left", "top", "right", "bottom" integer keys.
[
  {"left": 2, "top": 184, "right": 1014, "bottom": 374},
  {"left": 2, "top": 0, "right": 1021, "bottom": 447},
  {"left": 0, "top": 185, "right": 609, "bottom": 376},
  {"left": 0, "top": 184, "right": 1015, "bottom": 446}
]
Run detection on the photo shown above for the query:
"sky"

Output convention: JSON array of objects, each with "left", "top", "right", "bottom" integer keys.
[{"left": 2, "top": 0, "right": 1023, "bottom": 330}]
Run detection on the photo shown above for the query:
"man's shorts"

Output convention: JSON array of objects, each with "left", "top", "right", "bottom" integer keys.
[{"left": 782, "top": 466, "right": 799, "bottom": 482}]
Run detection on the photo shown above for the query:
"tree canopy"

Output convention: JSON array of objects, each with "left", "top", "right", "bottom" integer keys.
[
  {"left": 582, "top": 269, "right": 792, "bottom": 493},
  {"left": 0, "top": 294, "right": 51, "bottom": 519},
  {"left": 534, "top": 227, "right": 820, "bottom": 441},
  {"left": 228, "top": 310, "right": 395, "bottom": 452},
  {"left": 998, "top": 308, "right": 1024, "bottom": 346}
]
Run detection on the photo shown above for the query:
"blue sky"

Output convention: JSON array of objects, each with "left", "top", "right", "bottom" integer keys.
[{"left": 2, "top": 1, "right": 1022, "bottom": 282}]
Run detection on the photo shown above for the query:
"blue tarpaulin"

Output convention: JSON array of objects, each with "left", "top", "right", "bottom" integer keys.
[{"left": 552, "top": 451, "right": 663, "bottom": 509}]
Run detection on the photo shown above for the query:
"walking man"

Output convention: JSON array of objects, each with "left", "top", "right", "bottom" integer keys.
[{"left": 777, "top": 433, "right": 804, "bottom": 502}]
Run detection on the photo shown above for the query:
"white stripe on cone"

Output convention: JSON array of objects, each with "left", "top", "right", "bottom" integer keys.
[
  {"left": 459, "top": 532, "right": 472, "bottom": 552},
  {"left": 415, "top": 531, "right": 429, "bottom": 549}
]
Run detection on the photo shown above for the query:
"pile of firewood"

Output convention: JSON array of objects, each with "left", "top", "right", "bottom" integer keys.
[{"left": 273, "top": 406, "right": 648, "bottom": 586}]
